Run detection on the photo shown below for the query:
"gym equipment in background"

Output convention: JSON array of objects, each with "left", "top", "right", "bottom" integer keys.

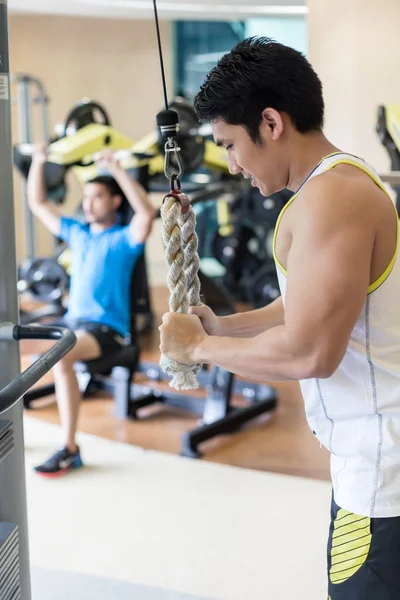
[
  {"left": 18, "top": 256, "right": 70, "bottom": 324},
  {"left": 198, "top": 184, "right": 291, "bottom": 307},
  {"left": 0, "top": 6, "right": 77, "bottom": 597},
  {"left": 13, "top": 97, "right": 133, "bottom": 199},
  {"left": 11, "top": 73, "right": 50, "bottom": 260},
  {"left": 376, "top": 104, "right": 400, "bottom": 211}
]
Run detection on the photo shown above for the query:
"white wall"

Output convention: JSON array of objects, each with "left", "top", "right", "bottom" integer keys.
[
  {"left": 246, "top": 16, "right": 308, "bottom": 55},
  {"left": 308, "top": 0, "right": 400, "bottom": 172}
]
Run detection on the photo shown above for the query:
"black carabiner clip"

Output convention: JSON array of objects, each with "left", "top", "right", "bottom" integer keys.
[
  {"left": 164, "top": 139, "right": 184, "bottom": 184},
  {"left": 170, "top": 174, "right": 181, "bottom": 191}
]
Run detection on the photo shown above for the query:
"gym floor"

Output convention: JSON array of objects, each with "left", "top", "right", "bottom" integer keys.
[{"left": 21, "top": 286, "right": 330, "bottom": 481}]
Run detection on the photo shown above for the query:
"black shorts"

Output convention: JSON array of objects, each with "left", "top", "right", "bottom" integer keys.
[
  {"left": 327, "top": 496, "right": 400, "bottom": 599},
  {"left": 50, "top": 318, "right": 125, "bottom": 357}
]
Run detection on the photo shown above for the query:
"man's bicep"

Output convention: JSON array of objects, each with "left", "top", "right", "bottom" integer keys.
[
  {"left": 129, "top": 214, "right": 153, "bottom": 245},
  {"left": 284, "top": 209, "right": 373, "bottom": 365},
  {"left": 121, "top": 226, "right": 145, "bottom": 257}
]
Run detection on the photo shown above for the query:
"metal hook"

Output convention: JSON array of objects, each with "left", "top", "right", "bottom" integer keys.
[
  {"left": 164, "top": 138, "right": 184, "bottom": 188},
  {"left": 170, "top": 175, "right": 181, "bottom": 191}
]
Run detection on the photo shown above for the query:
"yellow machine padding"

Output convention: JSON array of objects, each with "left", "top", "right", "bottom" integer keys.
[
  {"left": 203, "top": 141, "right": 229, "bottom": 172},
  {"left": 72, "top": 153, "right": 142, "bottom": 185},
  {"left": 45, "top": 118, "right": 230, "bottom": 186},
  {"left": 47, "top": 124, "right": 134, "bottom": 165},
  {"left": 71, "top": 128, "right": 165, "bottom": 184},
  {"left": 57, "top": 247, "right": 71, "bottom": 275},
  {"left": 216, "top": 199, "right": 234, "bottom": 236},
  {"left": 132, "top": 131, "right": 158, "bottom": 154}
]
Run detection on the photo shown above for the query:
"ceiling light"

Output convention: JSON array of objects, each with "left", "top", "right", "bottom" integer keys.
[{"left": 75, "top": 0, "right": 309, "bottom": 16}]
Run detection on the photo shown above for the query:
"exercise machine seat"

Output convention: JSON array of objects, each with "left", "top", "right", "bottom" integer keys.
[{"left": 75, "top": 343, "right": 140, "bottom": 377}]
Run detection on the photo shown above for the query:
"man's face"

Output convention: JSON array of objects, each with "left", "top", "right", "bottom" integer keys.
[
  {"left": 82, "top": 183, "right": 119, "bottom": 224},
  {"left": 211, "top": 118, "right": 287, "bottom": 196}
]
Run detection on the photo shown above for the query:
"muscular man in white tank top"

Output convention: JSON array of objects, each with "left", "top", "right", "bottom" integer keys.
[{"left": 160, "top": 37, "right": 400, "bottom": 599}]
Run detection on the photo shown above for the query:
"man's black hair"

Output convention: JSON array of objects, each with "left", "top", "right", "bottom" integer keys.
[
  {"left": 86, "top": 175, "right": 124, "bottom": 198},
  {"left": 194, "top": 36, "right": 324, "bottom": 143}
]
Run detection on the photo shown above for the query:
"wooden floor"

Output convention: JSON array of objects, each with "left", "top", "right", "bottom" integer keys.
[{"left": 21, "top": 288, "right": 330, "bottom": 481}]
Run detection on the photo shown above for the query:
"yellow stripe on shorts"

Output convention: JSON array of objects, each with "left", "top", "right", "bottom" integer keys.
[{"left": 329, "top": 508, "right": 371, "bottom": 585}]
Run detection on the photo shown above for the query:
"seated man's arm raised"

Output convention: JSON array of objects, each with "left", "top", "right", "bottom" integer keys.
[{"left": 27, "top": 144, "right": 62, "bottom": 237}]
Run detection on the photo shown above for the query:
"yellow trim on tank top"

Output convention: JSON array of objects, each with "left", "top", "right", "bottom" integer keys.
[
  {"left": 272, "top": 152, "right": 344, "bottom": 274},
  {"left": 273, "top": 157, "right": 399, "bottom": 294}
]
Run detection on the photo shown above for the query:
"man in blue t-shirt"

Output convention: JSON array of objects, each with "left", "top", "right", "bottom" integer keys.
[{"left": 28, "top": 145, "right": 155, "bottom": 476}]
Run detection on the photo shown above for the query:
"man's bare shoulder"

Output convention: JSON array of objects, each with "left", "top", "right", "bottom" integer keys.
[{"left": 294, "top": 165, "right": 393, "bottom": 225}]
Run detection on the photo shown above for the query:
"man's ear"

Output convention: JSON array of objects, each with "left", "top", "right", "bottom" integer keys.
[
  {"left": 113, "top": 194, "right": 122, "bottom": 211},
  {"left": 261, "top": 108, "right": 284, "bottom": 141}
]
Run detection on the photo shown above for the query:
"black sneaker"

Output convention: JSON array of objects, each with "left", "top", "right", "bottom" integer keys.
[{"left": 34, "top": 446, "right": 83, "bottom": 478}]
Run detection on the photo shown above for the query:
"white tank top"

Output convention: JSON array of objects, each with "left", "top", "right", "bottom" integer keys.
[{"left": 273, "top": 153, "right": 400, "bottom": 518}]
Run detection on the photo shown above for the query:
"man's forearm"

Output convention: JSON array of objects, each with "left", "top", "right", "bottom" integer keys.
[
  {"left": 194, "top": 325, "right": 312, "bottom": 382},
  {"left": 219, "top": 297, "right": 284, "bottom": 337},
  {"left": 27, "top": 160, "right": 47, "bottom": 210},
  {"left": 112, "top": 166, "right": 154, "bottom": 216}
]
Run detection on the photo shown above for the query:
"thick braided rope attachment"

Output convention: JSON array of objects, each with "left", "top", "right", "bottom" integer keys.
[{"left": 159, "top": 193, "right": 202, "bottom": 390}]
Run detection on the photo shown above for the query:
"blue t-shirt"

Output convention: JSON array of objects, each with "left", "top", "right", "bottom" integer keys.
[{"left": 60, "top": 217, "right": 144, "bottom": 336}]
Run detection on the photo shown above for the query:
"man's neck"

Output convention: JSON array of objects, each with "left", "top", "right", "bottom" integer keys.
[
  {"left": 285, "top": 132, "right": 341, "bottom": 192},
  {"left": 89, "top": 218, "right": 117, "bottom": 234}
]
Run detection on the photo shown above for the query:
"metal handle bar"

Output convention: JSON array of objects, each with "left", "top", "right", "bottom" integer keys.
[{"left": 0, "top": 325, "right": 76, "bottom": 412}]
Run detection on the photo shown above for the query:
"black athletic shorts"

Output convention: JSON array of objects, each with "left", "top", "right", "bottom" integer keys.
[
  {"left": 327, "top": 496, "right": 400, "bottom": 599},
  {"left": 49, "top": 318, "right": 125, "bottom": 356}
]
